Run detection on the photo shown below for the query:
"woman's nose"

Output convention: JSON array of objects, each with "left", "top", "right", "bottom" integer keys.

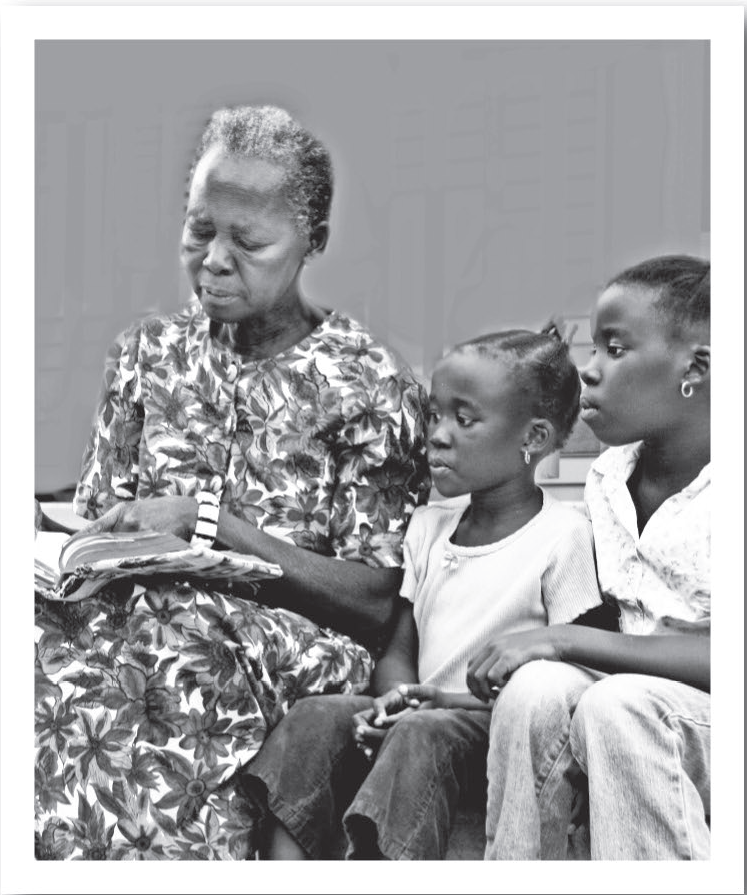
[{"left": 202, "top": 238, "right": 233, "bottom": 273}]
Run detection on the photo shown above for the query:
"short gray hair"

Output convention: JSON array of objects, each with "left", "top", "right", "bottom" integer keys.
[{"left": 191, "top": 105, "right": 333, "bottom": 236}]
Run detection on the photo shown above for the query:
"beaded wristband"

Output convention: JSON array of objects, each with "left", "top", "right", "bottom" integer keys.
[{"left": 190, "top": 490, "right": 221, "bottom": 548}]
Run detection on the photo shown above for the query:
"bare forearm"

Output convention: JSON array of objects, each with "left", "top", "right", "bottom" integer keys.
[
  {"left": 371, "top": 654, "right": 418, "bottom": 696},
  {"left": 556, "top": 626, "right": 711, "bottom": 692},
  {"left": 440, "top": 691, "right": 492, "bottom": 711},
  {"left": 217, "top": 509, "right": 400, "bottom": 641}
]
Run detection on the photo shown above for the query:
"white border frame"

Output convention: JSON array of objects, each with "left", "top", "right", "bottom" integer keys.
[{"left": 2, "top": 6, "right": 743, "bottom": 894}]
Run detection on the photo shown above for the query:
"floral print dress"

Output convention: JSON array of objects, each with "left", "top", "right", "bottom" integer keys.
[{"left": 35, "top": 304, "right": 430, "bottom": 860}]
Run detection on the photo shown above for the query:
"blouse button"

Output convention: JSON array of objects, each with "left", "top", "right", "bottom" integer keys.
[{"left": 226, "top": 363, "right": 238, "bottom": 383}]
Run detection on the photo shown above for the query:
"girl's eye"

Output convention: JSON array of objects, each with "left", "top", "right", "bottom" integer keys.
[
  {"left": 428, "top": 410, "right": 441, "bottom": 425},
  {"left": 606, "top": 344, "right": 625, "bottom": 358},
  {"left": 456, "top": 415, "right": 474, "bottom": 428}
]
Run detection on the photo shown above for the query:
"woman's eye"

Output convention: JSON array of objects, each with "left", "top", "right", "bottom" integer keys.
[
  {"left": 607, "top": 344, "right": 625, "bottom": 358},
  {"left": 235, "top": 236, "right": 266, "bottom": 251},
  {"left": 187, "top": 226, "right": 213, "bottom": 242},
  {"left": 456, "top": 415, "right": 474, "bottom": 428},
  {"left": 428, "top": 410, "right": 441, "bottom": 425}
]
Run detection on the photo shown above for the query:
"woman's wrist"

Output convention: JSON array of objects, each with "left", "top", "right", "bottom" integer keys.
[{"left": 190, "top": 490, "right": 221, "bottom": 548}]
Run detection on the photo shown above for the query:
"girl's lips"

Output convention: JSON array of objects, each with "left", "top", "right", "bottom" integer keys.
[
  {"left": 579, "top": 406, "right": 599, "bottom": 421},
  {"left": 579, "top": 394, "right": 601, "bottom": 423}
]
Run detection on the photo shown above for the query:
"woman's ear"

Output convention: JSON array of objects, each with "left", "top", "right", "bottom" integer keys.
[
  {"left": 686, "top": 344, "right": 711, "bottom": 386},
  {"left": 306, "top": 221, "right": 329, "bottom": 259},
  {"left": 523, "top": 419, "right": 555, "bottom": 459}
]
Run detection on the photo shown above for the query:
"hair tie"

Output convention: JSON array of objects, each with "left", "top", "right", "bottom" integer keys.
[{"left": 540, "top": 317, "right": 577, "bottom": 348}]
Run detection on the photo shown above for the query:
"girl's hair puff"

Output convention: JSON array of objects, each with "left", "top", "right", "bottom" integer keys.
[
  {"left": 189, "top": 105, "right": 333, "bottom": 238},
  {"left": 606, "top": 255, "right": 710, "bottom": 341},
  {"left": 455, "top": 325, "right": 581, "bottom": 449}
]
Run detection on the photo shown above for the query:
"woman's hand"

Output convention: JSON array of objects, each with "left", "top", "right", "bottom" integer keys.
[
  {"left": 74, "top": 497, "right": 199, "bottom": 542},
  {"left": 467, "top": 627, "right": 565, "bottom": 701},
  {"left": 351, "top": 687, "right": 414, "bottom": 759}
]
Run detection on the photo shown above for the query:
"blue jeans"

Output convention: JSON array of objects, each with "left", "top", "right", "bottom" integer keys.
[
  {"left": 484, "top": 660, "right": 711, "bottom": 860},
  {"left": 241, "top": 693, "right": 491, "bottom": 859}
]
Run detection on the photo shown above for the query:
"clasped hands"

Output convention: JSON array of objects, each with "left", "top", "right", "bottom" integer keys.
[
  {"left": 352, "top": 684, "right": 449, "bottom": 760},
  {"left": 352, "top": 629, "right": 565, "bottom": 760}
]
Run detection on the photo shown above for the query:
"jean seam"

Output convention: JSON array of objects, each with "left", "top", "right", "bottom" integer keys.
[
  {"left": 662, "top": 709, "right": 710, "bottom": 860},
  {"left": 536, "top": 736, "right": 574, "bottom": 800}
]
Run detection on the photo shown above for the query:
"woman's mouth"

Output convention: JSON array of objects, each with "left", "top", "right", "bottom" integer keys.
[
  {"left": 428, "top": 457, "right": 451, "bottom": 473},
  {"left": 202, "top": 286, "right": 237, "bottom": 302}
]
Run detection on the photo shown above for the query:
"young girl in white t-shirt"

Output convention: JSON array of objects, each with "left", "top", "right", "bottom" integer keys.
[{"left": 240, "top": 327, "right": 604, "bottom": 859}]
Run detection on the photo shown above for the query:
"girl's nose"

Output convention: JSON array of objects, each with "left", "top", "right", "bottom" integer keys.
[
  {"left": 579, "top": 357, "right": 600, "bottom": 385},
  {"left": 428, "top": 422, "right": 450, "bottom": 448},
  {"left": 202, "top": 238, "right": 233, "bottom": 274}
]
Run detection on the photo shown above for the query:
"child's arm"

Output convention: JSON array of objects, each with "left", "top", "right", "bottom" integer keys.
[
  {"left": 352, "top": 600, "right": 419, "bottom": 757},
  {"left": 370, "top": 599, "right": 419, "bottom": 696},
  {"left": 398, "top": 683, "right": 491, "bottom": 712},
  {"left": 466, "top": 624, "right": 710, "bottom": 701}
]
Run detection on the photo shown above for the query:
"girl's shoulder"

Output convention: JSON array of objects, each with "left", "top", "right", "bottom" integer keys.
[
  {"left": 408, "top": 495, "right": 469, "bottom": 534},
  {"left": 539, "top": 492, "right": 592, "bottom": 539}
]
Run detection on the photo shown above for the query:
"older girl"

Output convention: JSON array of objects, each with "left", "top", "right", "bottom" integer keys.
[{"left": 469, "top": 255, "right": 711, "bottom": 860}]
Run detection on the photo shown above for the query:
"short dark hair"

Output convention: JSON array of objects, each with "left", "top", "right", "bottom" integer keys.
[
  {"left": 606, "top": 255, "right": 710, "bottom": 339},
  {"left": 190, "top": 105, "right": 333, "bottom": 236},
  {"left": 455, "top": 326, "right": 581, "bottom": 449}
]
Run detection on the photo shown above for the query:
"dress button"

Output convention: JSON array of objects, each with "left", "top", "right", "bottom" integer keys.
[{"left": 226, "top": 363, "right": 238, "bottom": 383}]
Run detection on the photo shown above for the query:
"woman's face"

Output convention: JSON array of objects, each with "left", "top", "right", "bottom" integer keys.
[
  {"left": 578, "top": 283, "right": 691, "bottom": 446},
  {"left": 180, "top": 147, "right": 319, "bottom": 326}
]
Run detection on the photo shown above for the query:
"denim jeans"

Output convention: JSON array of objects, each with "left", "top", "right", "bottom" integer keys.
[
  {"left": 484, "top": 660, "right": 711, "bottom": 860},
  {"left": 241, "top": 693, "right": 491, "bottom": 859}
]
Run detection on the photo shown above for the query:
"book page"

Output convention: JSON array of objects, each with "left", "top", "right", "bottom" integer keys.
[{"left": 34, "top": 531, "right": 69, "bottom": 579}]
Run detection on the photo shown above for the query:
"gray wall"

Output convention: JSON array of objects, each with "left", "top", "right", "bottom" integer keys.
[{"left": 35, "top": 39, "right": 709, "bottom": 492}]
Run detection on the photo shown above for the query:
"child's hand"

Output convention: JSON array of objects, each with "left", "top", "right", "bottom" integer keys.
[
  {"left": 351, "top": 688, "right": 414, "bottom": 759},
  {"left": 466, "top": 628, "right": 562, "bottom": 701},
  {"left": 396, "top": 683, "right": 448, "bottom": 710}
]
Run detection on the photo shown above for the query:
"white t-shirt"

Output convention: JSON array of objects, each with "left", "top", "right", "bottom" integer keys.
[
  {"left": 585, "top": 443, "right": 710, "bottom": 636},
  {"left": 400, "top": 490, "right": 602, "bottom": 692}
]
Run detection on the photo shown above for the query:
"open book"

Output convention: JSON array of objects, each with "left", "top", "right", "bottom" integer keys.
[{"left": 35, "top": 529, "right": 283, "bottom": 602}]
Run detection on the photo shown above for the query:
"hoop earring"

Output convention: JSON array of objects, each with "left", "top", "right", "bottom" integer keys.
[
  {"left": 681, "top": 381, "right": 694, "bottom": 398},
  {"left": 523, "top": 450, "right": 531, "bottom": 465}
]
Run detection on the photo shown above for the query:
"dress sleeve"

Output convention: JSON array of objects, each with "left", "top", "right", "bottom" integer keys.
[
  {"left": 333, "top": 371, "right": 431, "bottom": 569},
  {"left": 541, "top": 510, "right": 604, "bottom": 625},
  {"left": 73, "top": 324, "right": 144, "bottom": 520}
]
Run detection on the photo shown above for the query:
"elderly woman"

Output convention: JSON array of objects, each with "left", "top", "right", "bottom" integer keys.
[{"left": 34, "top": 105, "right": 430, "bottom": 860}]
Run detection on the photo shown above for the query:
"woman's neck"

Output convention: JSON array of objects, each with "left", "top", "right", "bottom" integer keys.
[
  {"left": 454, "top": 478, "right": 543, "bottom": 548},
  {"left": 216, "top": 300, "right": 326, "bottom": 360}
]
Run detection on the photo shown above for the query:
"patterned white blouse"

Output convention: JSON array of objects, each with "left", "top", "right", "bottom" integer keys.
[{"left": 585, "top": 442, "right": 710, "bottom": 636}]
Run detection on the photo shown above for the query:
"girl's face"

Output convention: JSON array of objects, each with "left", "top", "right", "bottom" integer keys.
[
  {"left": 180, "top": 147, "right": 319, "bottom": 326},
  {"left": 579, "top": 283, "right": 691, "bottom": 446},
  {"left": 427, "top": 350, "right": 531, "bottom": 498}
]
